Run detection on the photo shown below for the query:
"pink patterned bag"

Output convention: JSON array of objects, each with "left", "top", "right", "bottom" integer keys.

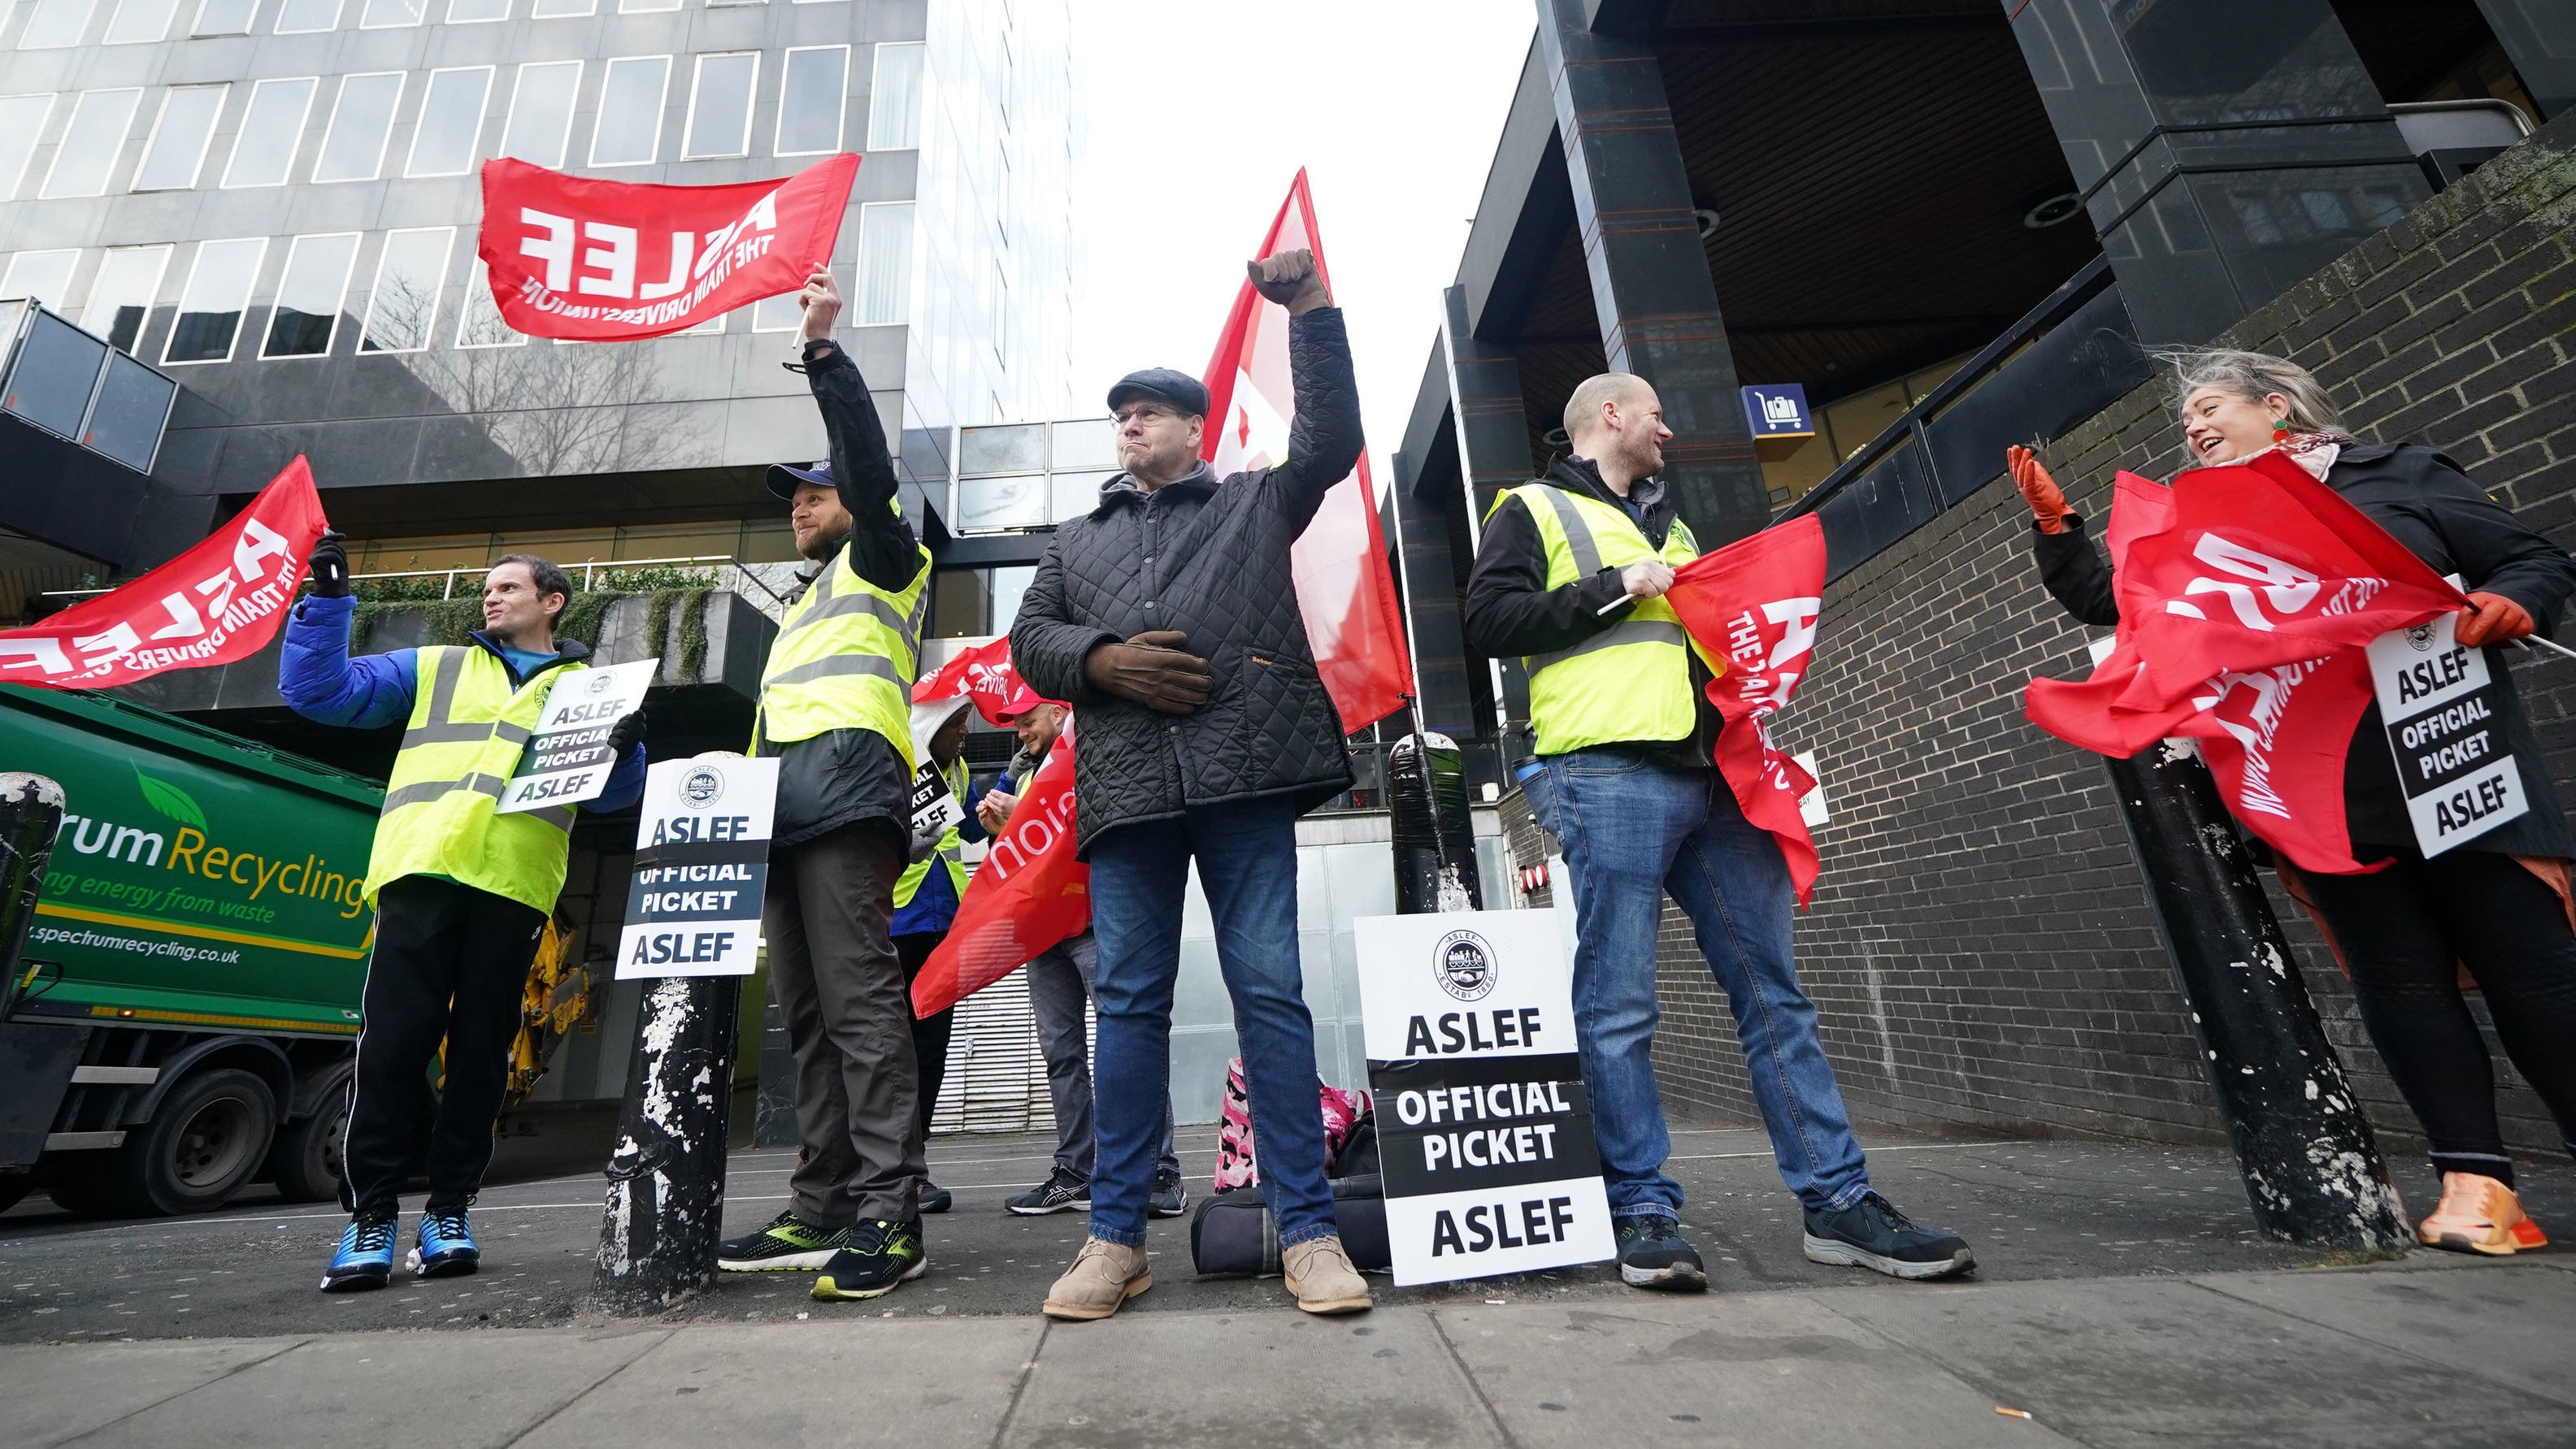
[{"left": 1213, "top": 1056, "right": 1372, "bottom": 1192}]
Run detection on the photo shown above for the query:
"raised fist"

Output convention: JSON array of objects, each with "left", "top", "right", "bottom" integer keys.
[{"left": 1248, "top": 249, "right": 1329, "bottom": 315}]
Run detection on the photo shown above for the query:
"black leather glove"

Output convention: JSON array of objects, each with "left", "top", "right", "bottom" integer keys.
[
  {"left": 605, "top": 709, "right": 646, "bottom": 757},
  {"left": 1083, "top": 631, "right": 1212, "bottom": 716},
  {"left": 307, "top": 531, "right": 350, "bottom": 598}
]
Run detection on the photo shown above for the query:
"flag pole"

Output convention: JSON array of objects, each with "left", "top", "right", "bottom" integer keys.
[{"left": 2515, "top": 635, "right": 2576, "bottom": 663}]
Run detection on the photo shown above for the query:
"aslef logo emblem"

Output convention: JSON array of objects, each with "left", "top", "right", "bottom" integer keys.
[
  {"left": 1434, "top": 929, "right": 1497, "bottom": 1003},
  {"left": 680, "top": 767, "right": 725, "bottom": 809},
  {"left": 587, "top": 671, "right": 617, "bottom": 696},
  {"left": 2406, "top": 622, "right": 2438, "bottom": 653}
]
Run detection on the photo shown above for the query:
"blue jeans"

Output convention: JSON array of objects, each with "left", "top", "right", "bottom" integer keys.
[
  {"left": 1085, "top": 798, "right": 1336, "bottom": 1247},
  {"left": 1526, "top": 749, "right": 1870, "bottom": 1217}
]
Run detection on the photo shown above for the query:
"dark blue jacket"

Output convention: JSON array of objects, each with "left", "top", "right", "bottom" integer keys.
[{"left": 278, "top": 593, "right": 646, "bottom": 813}]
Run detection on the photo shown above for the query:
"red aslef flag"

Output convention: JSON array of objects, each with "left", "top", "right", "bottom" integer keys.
[
  {"left": 1663, "top": 514, "right": 1829, "bottom": 906},
  {"left": 910, "top": 717, "right": 1089, "bottom": 1019},
  {"left": 0, "top": 458, "right": 326, "bottom": 688},
  {"left": 914, "top": 635, "right": 1053, "bottom": 723},
  {"left": 1201, "top": 170, "right": 1412, "bottom": 735},
  {"left": 2023, "top": 453, "right": 2466, "bottom": 874},
  {"left": 478, "top": 154, "right": 859, "bottom": 341}
]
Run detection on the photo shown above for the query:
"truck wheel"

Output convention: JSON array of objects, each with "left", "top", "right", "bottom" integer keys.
[
  {"left": 59, "top": 1069, "right": 279, "bottom": 1218},
  {"left": 268, "top": 1073, "right": 352, "bottom": 1204}
]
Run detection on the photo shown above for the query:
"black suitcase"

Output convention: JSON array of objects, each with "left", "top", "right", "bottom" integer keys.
[{"left": 1188, "top": 1174, "right": 1391, "bottom": 1278}]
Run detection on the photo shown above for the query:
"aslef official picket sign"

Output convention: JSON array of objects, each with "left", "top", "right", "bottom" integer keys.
[
  {"left": 1354, "top": 909, "right": 1617, "bottom": 1286},
  {"left": 614, "top": 752, "right": 778, "bottom": 978}
]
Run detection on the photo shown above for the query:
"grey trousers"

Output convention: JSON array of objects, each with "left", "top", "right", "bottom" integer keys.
[
  {"left": 766, "top": 821, "right": 923, "bottom": 1226},
  {"left": 1026, "top": 931, "right": 1178, "bottom": 1181}
]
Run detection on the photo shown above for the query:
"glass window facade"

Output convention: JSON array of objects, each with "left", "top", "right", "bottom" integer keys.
[
  {"left": 446, "top": 0, "right": 507, "bottom": 20},
  {"left": 406, "top": 67, "right": 490, "bottom": 176},
  {"left": 83, "top": 244, "right": 170, "bottom": 352},
  {"left": 313, "top": 72, "right": 405, "bottom": 183},
  {"left": 0, "top": 95, "right": 54, "bottom": 200},
  {"left": 855, "top": 201, "right": 912, "bottom": 324},
  {"left": 868, "top": 41, "right": 923, "bottom": 148},
  {"left": 102, "top": 0, "right": 182, "bottom": 43},
  {"left": 359, "top": 227, "right": 452, "bottom": 353},
  {"left": 222, "top": 77, "right": 317, "bottom": 189},
  {"left": 684, "top": 51, "right": 758, "bottom": 159},
  {"left": 19, "top": 0, "right": 98, "bottom": 49},
  {"left": 590, "top": 55, "right": 671, "bottom": 167},
  {"left": 134, "top": 85, "right": 225, "bottom": 190},
  {"left": 189, "top": 0, "right": 253, "bottom": 34},
  {"left": 163, "top": 237, "right": 265, "bottom": 363},
  {"left": 262, "top": 232, "right": 359, "bottom": 357},
  {"left": 274, "top": 0, "right": 339, "bottom": 33},
  {"left": 44, "top": 89, "right": 141, "bottom": 197},
  {"left": 2, "top": 249, "right": 80, "bottom": 305},
  {"left": 775, "top": 45, "right": 846, "bottom": 154},
  {"left": 502, "top": 61, "right": 580, "bottom": 166}
]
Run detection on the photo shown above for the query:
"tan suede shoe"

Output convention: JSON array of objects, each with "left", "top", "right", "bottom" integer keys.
[
  {"left": 1040, "top": 1237, "right": 1151, "bottom": 1321},
  {"left": 1282, "top": 1234, "right": 1372, "bottom": 1315}
]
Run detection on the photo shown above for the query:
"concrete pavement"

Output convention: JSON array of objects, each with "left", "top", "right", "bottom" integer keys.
[
  {"left": 6, "top": 1121, "right": 2574, "bottom": 1446},
  {"left": 7, "top": 1254, "right": 2574, "bottom": 1447}
]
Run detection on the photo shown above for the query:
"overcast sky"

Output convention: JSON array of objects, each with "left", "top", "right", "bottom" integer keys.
[{"left": 1059, "top": 3, "right": 1536, "bottom": 484}]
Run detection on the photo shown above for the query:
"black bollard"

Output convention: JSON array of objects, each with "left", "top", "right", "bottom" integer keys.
[
  {"left": 593, "top": 973, "right": 744, "bottom": 1312},
  {"left": 2105, "top": 741, "right": 2409, "bottom": 1250},
  {"left": 1388, "top": 731, "right": 1483, "bottom": 913},
  {"left": 1, "top": 774, "right": 66, "bottom": 1016}
]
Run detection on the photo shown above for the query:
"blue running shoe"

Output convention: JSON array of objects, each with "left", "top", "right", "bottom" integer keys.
[
  {"left": 409, "top": 1209, "right": 480, "bottom": 1278},
  {"left": 322, "top": 1216, "right": 397, "bottom": 1292}
]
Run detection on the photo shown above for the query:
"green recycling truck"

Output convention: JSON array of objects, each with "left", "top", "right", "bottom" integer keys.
[{"left": 1, "top": 683, "right": 381, "bottom": 1217}]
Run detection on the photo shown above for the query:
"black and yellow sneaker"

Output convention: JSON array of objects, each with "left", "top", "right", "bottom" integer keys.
[
  {"left": 810, "top": 1218, "right": 927, "bottom": 1301},
  {"left": 718, "top": 1209, "right": 849, "bottom": 1272}
]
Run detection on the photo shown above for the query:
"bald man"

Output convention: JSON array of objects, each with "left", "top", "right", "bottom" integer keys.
[{"left": 1463, "top": 372, "right": 1973, "bottom": 1291}]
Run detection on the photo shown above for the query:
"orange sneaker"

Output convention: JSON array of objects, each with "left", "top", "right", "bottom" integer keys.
[{"left": 2416, "top": 1172, "right": 2548, "bottom": 1255}]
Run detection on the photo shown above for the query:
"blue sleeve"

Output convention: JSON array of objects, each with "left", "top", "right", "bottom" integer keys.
[
  {"left": 960, "top": 770, "right": 991, "bottom": 844},
  {"left": 277, "top": 595, "right": 418, "bottom": 729},
  {"left": 584, "top": 743, "right": 648, "bottom": 814}
]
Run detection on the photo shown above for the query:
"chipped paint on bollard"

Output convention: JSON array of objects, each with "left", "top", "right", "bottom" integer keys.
[
  {"left": 2106, "top": 741, "right": 2409, "bottom": 1250},
  {"left": 0, "top": 774, "right": 67, "bottom": 1013},
  {"left": 593, "top": 973, "right": 744, "bottom": 1312}
]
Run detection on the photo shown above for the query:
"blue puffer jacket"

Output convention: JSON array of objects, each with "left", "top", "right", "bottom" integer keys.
[{"left": 278, "top": 593, "right": 646, "bottom": 813}]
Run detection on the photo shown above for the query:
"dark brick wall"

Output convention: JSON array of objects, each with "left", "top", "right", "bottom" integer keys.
[{"left": 1645, "top": 114, "right": 2576, "bottom": 1163}]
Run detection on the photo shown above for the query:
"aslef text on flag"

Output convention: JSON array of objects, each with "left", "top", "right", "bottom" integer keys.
[
  {"left": 2024, "top": 453, "right": 2466, "bottom": 873},
  {"left": 0, "top": 458, "right": 327, "bottom": 688},
  {"left": 479, "top": 154, "right": 858, "bottom": 341},
  {"left": 1663, "top": 513, "right": 1829, "bottom": 906}
]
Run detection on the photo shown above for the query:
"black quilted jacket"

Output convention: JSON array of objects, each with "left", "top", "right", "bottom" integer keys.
[{"left": 1012, "top": 307, "right": 1364, "bottom": 856}]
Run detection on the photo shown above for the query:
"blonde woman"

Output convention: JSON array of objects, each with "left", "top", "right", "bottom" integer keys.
[{"left": 2009, "top": 349, "right": 2576, "bottom": 1256}]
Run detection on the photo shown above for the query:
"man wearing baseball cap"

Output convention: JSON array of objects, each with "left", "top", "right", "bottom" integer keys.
[
  {"left": 1011, "top": 247, "right": 1369, "bottom": 1320},
  {"left": 714, "top": 266, "right": 936, "bottom": 1304}
]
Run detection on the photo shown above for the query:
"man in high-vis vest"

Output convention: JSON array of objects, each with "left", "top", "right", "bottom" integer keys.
[
  {"left": 710, "top": 267, "right": 937, "bottom": 1303},
  {"left": 1463, "top": 372, "right": 1973, "bottom": 1291},
  {"left": 280, "top": 549, "right": 645, "bottom": 1292},
  {"left": 890, "top": 693, "right": 975, "bottom": 1215}
]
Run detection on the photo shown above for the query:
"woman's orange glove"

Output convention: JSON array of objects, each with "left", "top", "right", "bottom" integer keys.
[
  {"left": 2457, "top": 591, "right": 2536, "bottom": 648},
  {"left": 2006, "top": 445, "right": 2073, "bottom": 535}
]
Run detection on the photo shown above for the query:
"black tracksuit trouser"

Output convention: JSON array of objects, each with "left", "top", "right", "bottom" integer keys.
[
  {"left": 340, "top": 875, "right": 546, "bottom": 1221},
  {"left": 896, "top": 931, "right": 956, "bottom": 1145},
  {"left": 2300, "top": 850, "right": 2576, "bottom": 1184}
]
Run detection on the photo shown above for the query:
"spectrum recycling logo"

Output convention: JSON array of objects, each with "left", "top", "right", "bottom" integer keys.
[{"left": 1434, "top": 929, "right": 1497, "bottom": 1002}]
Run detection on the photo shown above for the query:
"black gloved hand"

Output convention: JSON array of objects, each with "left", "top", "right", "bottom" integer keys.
[
  {"left": 605, "top": 709, "right": 646, "bottom": 757},
  {"left": 307, "top": 531, "right": 350, "bottom": 599}
]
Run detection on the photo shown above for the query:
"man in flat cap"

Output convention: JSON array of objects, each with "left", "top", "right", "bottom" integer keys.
[
  {"left": 1011, "top": 247, "right": 1369, "bottom": 1321},
  {"left": 715, "top": 266, "right": 936, "bottom": 1304}
]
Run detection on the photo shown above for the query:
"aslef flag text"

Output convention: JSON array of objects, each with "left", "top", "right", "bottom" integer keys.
[
  {"left": 478, "top": 154, "right": 859, "bottom": 341},
  {"left": 1202, "top": 170, "right": 1413, "bottom": 735},
  {"left": 1663, "top": 514, "right": 1829, "bottom": 906},
  {"left": 0, "top": 458, "right": 326, "bottom": 688},
  {"left": 914, "top": 635, "right": 1053, "bottom": 724},
  {"left": 910, "top": 717, "right": 1090, "bottom": 1020},
  {"left": 2024, "top": 453, "right": 2466, "bottom": 873}
]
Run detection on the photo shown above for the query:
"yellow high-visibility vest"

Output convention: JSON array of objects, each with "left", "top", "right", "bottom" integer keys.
[
  {"left": 364, "top": 645, "right": 580, "bottom": 912},
  {"left": 754, "top": 513, "right": 932, "bottom": 770},
  {"left": 1501, "top": 483, "right": 1716, "bottom": 757}
]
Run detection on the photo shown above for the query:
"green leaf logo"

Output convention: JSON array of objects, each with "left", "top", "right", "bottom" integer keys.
[{"left": 133, "top": 767, "right": 209, "bottom": 830}]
